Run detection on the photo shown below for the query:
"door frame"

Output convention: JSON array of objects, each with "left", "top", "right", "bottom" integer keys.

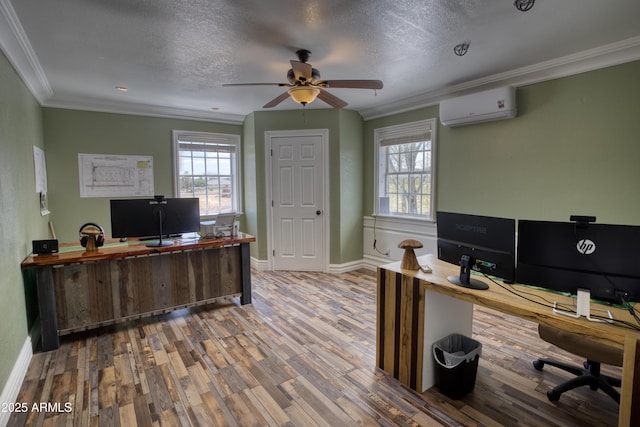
[{"left": 264, "top": 129, "right": 330, "bottom": 272}]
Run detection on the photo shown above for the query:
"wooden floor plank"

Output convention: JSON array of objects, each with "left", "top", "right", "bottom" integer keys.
[{"left": 8, "top": 268, "right": 623, "bottom": 426}]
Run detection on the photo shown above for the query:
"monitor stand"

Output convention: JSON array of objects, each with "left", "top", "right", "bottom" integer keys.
[
  {"left": 447, "top": 255, "right": 489, "bottom": 290},
  {"left": 146, "top": 206, "right": 174, "bottom": 248},
  {"left": 553, "top": 288, "right": 614, "bottom": 323},
  {"left": 146, "top": 237, "right": 174, "bottom": 248}
]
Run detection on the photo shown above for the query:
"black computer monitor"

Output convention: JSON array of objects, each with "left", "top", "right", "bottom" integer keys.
[
  {"left": 517, "top": 217, "right": 640, "bottom": 306},
  {"left": 110, "top": 196, "right": 200, "bottom": 247},
  {"left": 436, "top": 211, "right": 516, "bottom": 290}
]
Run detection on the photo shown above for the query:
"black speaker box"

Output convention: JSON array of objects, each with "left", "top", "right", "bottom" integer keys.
[{"left": 33, "top": 239, "right": 59, "bottom": 255}]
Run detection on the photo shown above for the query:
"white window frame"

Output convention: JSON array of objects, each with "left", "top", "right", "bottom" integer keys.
[
  {"left": 172, "top": 130, "right": 242, "bottom": 219},
  {"left": 373, "top": 118, "right": 436, "bottom": 221}
]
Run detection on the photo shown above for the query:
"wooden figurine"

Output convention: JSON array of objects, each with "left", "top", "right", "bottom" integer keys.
[{"left": 398, "top": 239, "right": 431, "bottom": 273}]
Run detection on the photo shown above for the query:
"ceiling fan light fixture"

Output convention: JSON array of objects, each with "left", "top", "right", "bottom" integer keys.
[{"left": 288, "top": 86, "right": 320, "bottom": 106}]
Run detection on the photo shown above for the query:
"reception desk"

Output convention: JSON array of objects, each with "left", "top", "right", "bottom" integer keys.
[
  {"left": 377, "top": 254, "right": 640, "bottom": 427},
  {"left": 22, "top": 233, "right": 255, "bottom": 351}
]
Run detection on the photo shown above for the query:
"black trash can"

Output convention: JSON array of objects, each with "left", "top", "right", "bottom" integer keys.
[{"left": 432, "top": 333, "right": 482, "bottom": 399}]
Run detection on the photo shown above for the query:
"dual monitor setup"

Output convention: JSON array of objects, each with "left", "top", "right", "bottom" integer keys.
[
  {"left": 110, "top": 196, "right": 235, "bottom": 247},
  {"left": 436, "top": 211, "right": 640, "bottom": 323}
]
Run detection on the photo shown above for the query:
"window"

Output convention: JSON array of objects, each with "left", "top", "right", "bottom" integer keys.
[
  {"left": 173, "top": 130, "right": 241, "bottom": 217},
  {"left": 374, "top": 119, "right": 436, "bottom": 220}
]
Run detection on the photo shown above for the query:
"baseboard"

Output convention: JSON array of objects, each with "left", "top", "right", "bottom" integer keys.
[
  {"left": 252, "top": 258, "right": 381, "bottom": 275},
  {"left": 250, "top": 256, "right": 270, "bottom": 271},
  {"left": 362, "top": 254, "right": 394, "bottom": 271},
  {"left": 328, "top": 260, "right": 368, "bottom": 274},
  {"left": 0, "top": 336, "right": 33, "bottom": 427}
]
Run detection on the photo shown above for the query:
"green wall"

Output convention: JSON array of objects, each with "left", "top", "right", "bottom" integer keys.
[
  {"left": 42, "top": 109, "right": 243, "bottom": 242},
  {"left": 242, "top": 113, "right": 259, "bottom": 258},
  {"left": 337, "top": 110, "right": 364, "bottom": 263},
  {"left": 245, "top": 109, "right": 364, "bottom": 264},
  {"left": 0, "top": 50, "right": 48, "bottom": 391},
  {"left": 364, "top": 60, "right": 640, "bottom": 225}
]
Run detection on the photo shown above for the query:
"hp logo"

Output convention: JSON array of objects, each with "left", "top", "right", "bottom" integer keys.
[{"left": 576, "top": 239, "right": 596, "bottom": 255}]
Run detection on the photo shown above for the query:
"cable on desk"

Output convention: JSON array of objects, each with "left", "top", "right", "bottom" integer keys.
[{"left": 481, "top": 273, "right": 640, "bottom": 331}]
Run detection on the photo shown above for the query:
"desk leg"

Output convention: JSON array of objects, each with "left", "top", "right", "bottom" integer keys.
[
  {"left": 36, "top": 267, "right": 60, "bottom": 351},
  {"left": 240, "top": 242, "right": 252, "bottom": 305},
  {"left": 619, "top": 336, "right": 640, "bottom": 427}
]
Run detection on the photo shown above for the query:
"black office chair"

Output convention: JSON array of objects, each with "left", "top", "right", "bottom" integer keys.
[{"left": 533, "top": 324, "right": 623, "bottom": 403}]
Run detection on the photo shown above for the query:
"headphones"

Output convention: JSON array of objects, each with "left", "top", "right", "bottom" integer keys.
[{"left": 79, "top": 222, "right": 105, "bottom": 248}]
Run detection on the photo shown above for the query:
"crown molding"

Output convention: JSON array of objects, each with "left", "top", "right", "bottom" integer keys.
[
  {"left": 43, "top": 97, "right": 246, "bottom": 125},
  {"left": 360, "top": 35, "right": 640, "bottom": 120},
  {"left": 0, "top": 0, "right": 52, "bottom": 103}
]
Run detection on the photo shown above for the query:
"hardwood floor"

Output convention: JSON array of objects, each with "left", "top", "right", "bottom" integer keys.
[{"left": 9, "top": 269, "right": 621, "bottom": 426}]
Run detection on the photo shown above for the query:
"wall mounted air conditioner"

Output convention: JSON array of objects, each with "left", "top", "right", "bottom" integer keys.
[{"left": 439, "top": 86, "right": 516, "bottom": 127}]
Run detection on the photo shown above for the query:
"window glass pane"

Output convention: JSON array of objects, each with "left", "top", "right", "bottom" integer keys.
[
  {"left": 413, "top": 152, "right": 424, "bottom": 171},
  {"left": 179, "top": 154, "right": 193, "bottom": 176},
  {"left": 191, "top": 152, "right": 206, "bottom": 175},
  {"left": 179, "top": 176, "right": 194, "bottom": 196},
  {"left": 387, "top": 153, "right": 399, "bottom": 173},
  {"left": 218, "top": 156, "right": 231, "bottom": 175},
  {"left": 398, "top": 149, "right": 410, "bottom": 172},
  {"left": 389, "top": 194, "right": 398, "bottom": 213},
  {"left": 386, "top": 175, "right": 397, "bottom": 194},
  {"left": 192, "top": 176, "right": 206, "bottom": 197},
  {"left": 397, "top": 175, "right": 408, "bottom": 193},
  {"left": 205, "top": 155, "right": 219, "bottom": 175}
]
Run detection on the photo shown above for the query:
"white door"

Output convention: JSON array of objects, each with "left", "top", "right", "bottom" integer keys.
[{"left": 269, "top": 131, "right": 326, "bottom": 271}]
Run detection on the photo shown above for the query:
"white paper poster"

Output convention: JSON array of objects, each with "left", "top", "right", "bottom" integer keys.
[
  {"left": 33, "top": 146, "right": 47, "bottom": 193},
  {"left": 78, "top": 153, "right": 154, "bottom": 198}
]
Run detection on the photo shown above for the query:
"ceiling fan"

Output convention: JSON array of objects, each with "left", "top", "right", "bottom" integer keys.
[{"left": 223, "top": 49, "right": 383, "bottom": 109}]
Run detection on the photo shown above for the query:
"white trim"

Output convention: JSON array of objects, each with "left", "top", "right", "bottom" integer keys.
[
  {"left": 0, "top": 0, "right": 52, "bottom": 103},
  {"left": 250, "top": 256, "right": 270, "bottom": 271},
  {"left": 328, "top": 260, "right": 368, "bottom": 274},
  {"left": 45, "top": 99, "right": 245, "bottom": 125},
  {"left": 264, "top": 129, "right": 330, "bottom": 272},
  {"left": 0, "top": 337, "right": 33, "bottom": 427}
]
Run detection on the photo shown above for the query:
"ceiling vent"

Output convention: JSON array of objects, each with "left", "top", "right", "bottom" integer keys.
[{"left": 440, "top": 87, "right": 516, "bottom": 127}]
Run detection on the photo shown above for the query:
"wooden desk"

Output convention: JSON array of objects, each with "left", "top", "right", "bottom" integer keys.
[
  {"left": 377, "top": 254, "right": 640, "bottom": 427},
  {"left": 22, "top": 233, "right": 256, "bottom": 351}
]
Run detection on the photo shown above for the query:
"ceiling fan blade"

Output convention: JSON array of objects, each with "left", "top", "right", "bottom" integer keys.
[
  {"left": 263, "top": 91, "right": 291, "bottom": 108},
  {"left": 290, "top": 60, "right": 312, "bottom": 81},
  {"left": 319, "top": 80, "right": 384, "bottom": 90},
  {"left": 223, "top": 83, "right": 290, "bottom": 87},
  {"left": 317, "top": 89, "right": 348, "bottom": 109}
]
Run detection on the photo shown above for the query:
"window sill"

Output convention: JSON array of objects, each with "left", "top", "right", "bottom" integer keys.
[{"left": 370, "top": 214, "right": 435, "bottom": 226}]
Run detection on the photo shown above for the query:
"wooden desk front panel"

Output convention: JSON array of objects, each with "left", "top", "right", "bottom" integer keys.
[
  {"left": 53, "top": 245, "right": 242, "bottom": 333},
  {"left": 376, "top": 268, "right": 426, "bottom": 391}
]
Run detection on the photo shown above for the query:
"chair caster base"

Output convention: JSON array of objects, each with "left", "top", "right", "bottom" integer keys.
[{"left": 547, "top": 389, "right": 560, "bottom": 402}]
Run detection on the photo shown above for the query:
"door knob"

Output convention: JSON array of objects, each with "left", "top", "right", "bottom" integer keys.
[{"left": 316, "top": 210, "right": 322, "bottom": 215}]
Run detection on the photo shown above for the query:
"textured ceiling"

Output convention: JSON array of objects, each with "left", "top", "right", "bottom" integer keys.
[{"left": 2, "top": 0, "right": 640, "bottom": 123}]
